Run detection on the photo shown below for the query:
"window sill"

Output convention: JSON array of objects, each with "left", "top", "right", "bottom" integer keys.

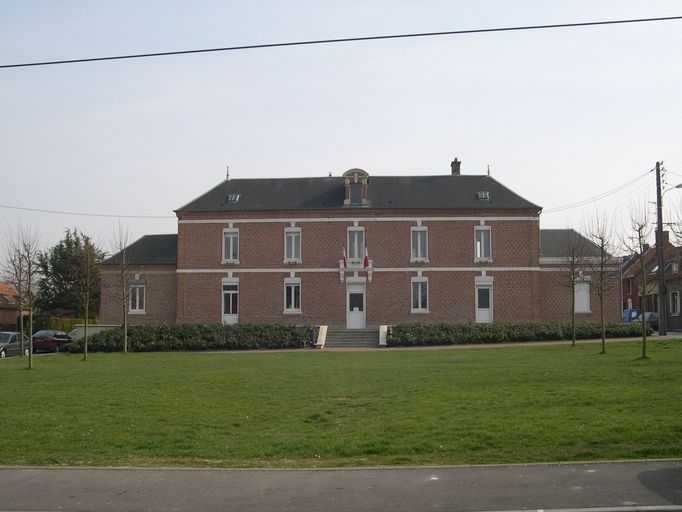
[
  {"left": 283, "top": 309, "right": 302, "bottom": 315},
  {"left": 474, "top": 258, "right": 493, "bottom": 263},
  {"left": 221, "top": 260, "right": 240, "bottom": 265},
  {"left": 129, "top": 310, "right": 146, "bottom": 315},
  {"left": 576, "top": 311, "right": 592, "bottom": 314},
  {"left": 411, "top": 309, "right": 430, "bottom": 314},
  {"left": 410, "top": 258, "right": 430, "bottom": 264},
  {"left": 283, "top": 259, "right": 302, "bottom": 264}
]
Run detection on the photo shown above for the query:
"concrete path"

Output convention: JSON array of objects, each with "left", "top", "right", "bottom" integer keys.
[{"left": 1, "top": 460, "right": 680, "bottom": 512}]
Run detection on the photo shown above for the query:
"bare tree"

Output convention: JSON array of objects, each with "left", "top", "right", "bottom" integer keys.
[
  {"left": 73, "top": 234, "right": 101, "bottom": 361},
  {"left": 585, "top": 212, "right": 618, "bottom": 354},
  {"left": 621, "top": 208, "right": 655, "bottom": 359},
  {"left": 110, "top": 223, "right": 132, "bottom": 353},
  {"left": 559, "top": 229, "right": 588, "bottom": 346},
  {"left": 2, "top": 224, "right": 41, "bottom": 369},
  {"left": 2, "top": 228, "right": 27, "bottom": 357}
]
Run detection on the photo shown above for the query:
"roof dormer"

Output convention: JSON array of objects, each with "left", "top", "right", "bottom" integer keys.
[{"left": 343, "top": 168, "right": 369, "bottom": 207}]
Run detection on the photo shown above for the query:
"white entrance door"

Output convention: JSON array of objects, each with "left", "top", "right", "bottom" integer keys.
[
  {"left": 475, "top": 285, "right": 493, "bottom": 323},
  {"left": 222, "top": 283, "right": 239, "bottom": 324},
  {"left": 347, "top": 282, "right": 366, "bottom": 329}
]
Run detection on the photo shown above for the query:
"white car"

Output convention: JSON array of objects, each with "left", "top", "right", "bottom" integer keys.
[{"left": 0, "top": 331, "right": 30, "bottom": 358}]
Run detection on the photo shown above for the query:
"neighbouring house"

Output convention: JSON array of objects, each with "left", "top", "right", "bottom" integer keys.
[
  {"left": 100, "top": 162, "right": 622, "bottom": 328},
  {"left": 621, "top": 231, "right": 677, "bottom": 313},
  {"left": 0, "top": 282, "right": 20, "bottom": 329},
  {"left": 660, "top": 250, "right": 682, "bottom": 330}
]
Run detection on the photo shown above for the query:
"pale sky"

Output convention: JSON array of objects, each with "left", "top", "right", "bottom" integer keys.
[{"left": 1, "top": 0, "right": 681, "bottom": 255}]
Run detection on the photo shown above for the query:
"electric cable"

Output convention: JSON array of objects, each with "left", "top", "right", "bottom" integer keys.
[{"left": 1, "top": 15, "right": 681, "bottom": 69}]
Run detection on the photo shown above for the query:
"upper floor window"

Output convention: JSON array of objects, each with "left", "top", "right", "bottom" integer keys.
[
  {"left": 347, "top": 227, "right": 364, "bottom": 261},
  {"left": 411, "top": 227, "right": 428, "bottom": 262},
  {"left": 129, "top": 282, "right": 145, "bottom": 314},
  {"left": 475, "top": 226, "right": 492, "bottom": 261},
  {"left": 223, "top": 228, "right": 239, "bottom": 263},
  {"left": 284, "top": 228, "right": 301, "bottom": 263}
]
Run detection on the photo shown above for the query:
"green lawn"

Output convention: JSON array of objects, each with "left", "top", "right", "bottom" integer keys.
[{"left": 1, "top": 340, "right": 681, "bottom": 468}]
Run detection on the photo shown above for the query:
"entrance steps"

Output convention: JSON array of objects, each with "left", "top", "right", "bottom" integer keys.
[{"left": 324, "top": 327, "right": 380, "bottom": 348}]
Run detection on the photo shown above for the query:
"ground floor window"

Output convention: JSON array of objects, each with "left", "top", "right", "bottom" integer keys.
[
  {"left": 284, "top": 278, "right": 301, "bottom": 313},
  {"left": 575, "top": 281, "right": 590, "bottom": 313},
  {"left": 671, "top": 290, "right": 680, "bottom": 316},
  {"left": 411, "top": 277, "right": 428, "bottom": 312},
  {"left": 129, "top": 282, "right": 145, "bottom": 314},
  {"left": 222, "top": 280, "right": 239, "bottom": 324}
]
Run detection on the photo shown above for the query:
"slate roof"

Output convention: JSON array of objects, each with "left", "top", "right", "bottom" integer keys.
[
  {"left": 102, "top": 234, "right": 177, "bottom": 265},
  {"left": 539, "top": 229, "right": 605, "bottom": 258},
  {"left": 176, "top": 175, "right": 541, "bottom": 213}
]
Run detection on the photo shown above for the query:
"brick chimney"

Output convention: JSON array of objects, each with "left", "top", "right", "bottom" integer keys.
[{"left": 451, "top": 158, "right": 461, "bottom": 175}]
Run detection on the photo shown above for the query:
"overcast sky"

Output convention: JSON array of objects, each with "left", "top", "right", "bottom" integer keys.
[{"left": 1, "top": 0, "right": 681, "bottom": 254}]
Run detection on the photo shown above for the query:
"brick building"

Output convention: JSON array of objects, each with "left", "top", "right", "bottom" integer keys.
[{"left": 100, "top": 164, "right": 622, "bottom": 328}]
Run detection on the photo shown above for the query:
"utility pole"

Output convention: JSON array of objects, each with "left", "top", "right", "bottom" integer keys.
[{"left": 655, "top": 161, "right": 668, "bottom": 335}]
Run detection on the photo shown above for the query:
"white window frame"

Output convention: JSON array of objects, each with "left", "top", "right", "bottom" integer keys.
[
  {"left": 474, "top": 226, "right": 492, "bottom": 262},
  {"left": 347, "top": 227, "right": 365, "bottom": 262},
  {"left": 575, "top": 280, "right": 591, "bottom": 314},
  {"left": 221, "top": 277, "right": 239, "bottom": 323},
  {"left": 670, "top": 290, "right": 680, "bottom": 316},
  {"left": 284, "top": 277, "right": 302, "bottom": 314},
  {"left": 283, "top": 227, "right": 302, "bottom": 263},
  {"left": 411, "top": 277, "right": 429, "bottom": 313},
  {"left": 410, "top": 227, "right": 429, "bottom": 263},
  {"left": 129, "top": 283, "right": 145, "bottom": 314},
  {"left": 222, "top": 228, "right": 239, "bottom": 264},
  {"left": 474, "top": 275, "right": 494, "bottom": 323}
]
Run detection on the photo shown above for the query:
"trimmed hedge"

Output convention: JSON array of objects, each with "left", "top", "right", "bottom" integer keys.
[
  {"left": 61, "top": 323, "right": 318, "bottom": 353},
  {"left": 386, "top": 322, "right": 651, "bottom": 347},
  {"left": 20, "top": 317, "right": 98, "bottom": 333}
]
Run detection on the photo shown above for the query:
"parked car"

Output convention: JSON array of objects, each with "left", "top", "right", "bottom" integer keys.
[
  {"left": 32, "top": 330, "right": 72, "bottom": 352},
  {"left": 623, "top": 308, "right": 641, "bottom": 324},
  {"left": 633, "top": 312, "right": 659, "bottom": 331},
  {"left": 0, "top": 331, "right": 30, "bottom": 358}
]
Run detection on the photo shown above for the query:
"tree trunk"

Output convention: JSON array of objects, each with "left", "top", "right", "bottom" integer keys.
[
  {"left": 571, "top": 278, "right": 576, "bottom": 346},
  {"left": 121, "top": 290, "right": 128, "bottom": 354},
  {"left": 600, "top": 276, "right": 606, "bottom": 354},
  {"left": 18, "top": 305, "right": 25, "bottom": 358},
  {"left": 83, "top": 298, "right": 89, "bottom": 361},
  {"left": 28, "top": 308, "right": 33, "bottom": 370}
]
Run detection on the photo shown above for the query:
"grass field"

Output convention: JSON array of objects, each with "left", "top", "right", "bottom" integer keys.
[{"left": 1, "top": 340, "right": 680, "bottom": 468}]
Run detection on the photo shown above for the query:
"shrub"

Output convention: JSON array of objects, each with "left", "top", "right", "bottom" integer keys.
[
  {"left": 61, "top": 323, "right": 318, "bottom": 353},
  {"left": 21, "top": 317, "right": 98, "bottom": 333},
  {"left": 386, "top": 322, "right": 650, "bottom": 347}
]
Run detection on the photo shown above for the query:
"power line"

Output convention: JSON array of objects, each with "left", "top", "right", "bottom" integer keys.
[
  {"left": 543, "top": 169, "right": 653, "bottom": 213},
  {"left": 2, "top": 15, "right": 681, "bottom": 69},
  {"left": 0, "top": 203, "right": 174, "bottom": 219}
]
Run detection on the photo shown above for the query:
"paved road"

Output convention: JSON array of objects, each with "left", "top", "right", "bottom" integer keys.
[{"left": 1, "top": 460, "right": 680, "bottom": 511}]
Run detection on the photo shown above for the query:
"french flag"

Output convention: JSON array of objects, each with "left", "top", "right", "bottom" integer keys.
[
  {"left": 342, "top": 246, "right": 347, "bottom": 268},
  {"left": 363, "top": 246, "right": 369, "bottom": 268}
]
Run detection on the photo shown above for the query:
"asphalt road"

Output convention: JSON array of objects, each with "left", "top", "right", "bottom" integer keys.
[{"left": 1, "top": 460, "right": 680, "bottom": 512}]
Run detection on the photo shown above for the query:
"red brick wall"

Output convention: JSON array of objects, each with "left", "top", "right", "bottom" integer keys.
[
  {"left": 0, "top": 308, "right": 18, "bottom": 329},
  {"left": 100, "top": 265, "right": 176, "bottom": 325},
  {"left": 539, "top": 265, "right": 621, "bottom": 323},
  {"left": 113, "top": 208, "right": 623, "bottom": 327}
]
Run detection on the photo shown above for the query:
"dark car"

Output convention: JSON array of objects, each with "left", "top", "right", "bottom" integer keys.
[
  {"left": 32, "top": 330, "right": 72, "bottom": 352},
  {"left": 0, "top": 331, "right": 30, "bottom": 358},
  {"left": 634, "top": 312, "right": 659, "bottom": 331}
]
